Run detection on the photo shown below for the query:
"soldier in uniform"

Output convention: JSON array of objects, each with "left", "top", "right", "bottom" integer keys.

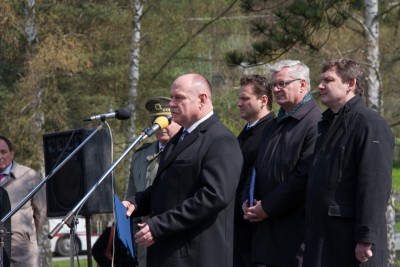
[{"left": 125, "top": 96, "right": 181, "bottom": 267}]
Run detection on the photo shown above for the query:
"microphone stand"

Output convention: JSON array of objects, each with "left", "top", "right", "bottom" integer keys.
[
  {"left": 49, "top": 126, "right": 155, "bottom": 267},
  {"left": 0, "top": 222, "right": 11, "bottom": 267},
  {"left": 0, "top": 123, "right": 105, "bottom": 267}
]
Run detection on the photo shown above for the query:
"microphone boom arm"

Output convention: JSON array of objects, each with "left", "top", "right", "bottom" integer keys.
[{"left": 49, "top": 129, "right": 151, "bottom": 238}]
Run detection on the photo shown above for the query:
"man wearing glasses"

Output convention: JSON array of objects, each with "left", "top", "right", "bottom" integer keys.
[{"left": 242, "top": 60, "right": 321, "bottom": 267}]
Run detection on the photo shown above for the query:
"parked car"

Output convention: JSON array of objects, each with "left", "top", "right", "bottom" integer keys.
[{"left": 49, "top": 218, "right": 99, "bottom": 256}]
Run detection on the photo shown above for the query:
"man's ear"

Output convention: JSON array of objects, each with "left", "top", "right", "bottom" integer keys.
[
  {"left": 348, "top": 78, "right": 356, "bottom": 89},
  {"left": 199, "top": 93, "right": 207, "bottom": 107},
  {"left": 300, "top": 79, "right": 307, "bottom": 93},
  {"left": 260, "top": 95, "right": 268, "bottom": 107}
]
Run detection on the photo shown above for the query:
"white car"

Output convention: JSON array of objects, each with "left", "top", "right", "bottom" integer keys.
[{"left": 49, "top": 218, "right": 99, "bottom": 256}]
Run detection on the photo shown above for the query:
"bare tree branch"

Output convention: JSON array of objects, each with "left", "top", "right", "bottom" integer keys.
[{"left": 150, "top": 0, "right": 240, "bottom": 83}]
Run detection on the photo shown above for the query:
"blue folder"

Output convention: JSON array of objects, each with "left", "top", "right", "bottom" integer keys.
[
  {"left": 249, "top": 168, "right": 256, "bottom": 207},
  {"left": 114, "top": 194, "right": 135, "bottom": 258}
]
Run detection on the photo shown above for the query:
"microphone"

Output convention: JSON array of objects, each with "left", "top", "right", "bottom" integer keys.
[
  {"left": 142, "top": 116, "right": 171, "bottom": 138},
  {"left": 83, "top": 107, "right": 132, "bottom": 121}
]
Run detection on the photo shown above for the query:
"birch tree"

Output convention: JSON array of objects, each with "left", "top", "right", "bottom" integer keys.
[
  {"left": 364, "top": 0, "right": 381, "bottom": 112},
  {"left": 24, "top": 1, "right": 51, "bottom": 265},
  {"left": 124, "top": 0, "right": 143, "bottom": 196},
  {"left": 364, "top": 2, "right": 396, "bottom": 264}
]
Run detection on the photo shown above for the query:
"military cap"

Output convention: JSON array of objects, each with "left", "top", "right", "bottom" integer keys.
[{"left": 145, "top": 96, "right": 171, "bottom": 117}]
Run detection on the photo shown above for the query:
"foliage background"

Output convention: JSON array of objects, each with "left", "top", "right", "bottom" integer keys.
[
  {"left": 1, "top": 0, "right": 400, "bottom": 266},
  {"left": 2, "top": 0, "right": 399, "bottom": 195}
]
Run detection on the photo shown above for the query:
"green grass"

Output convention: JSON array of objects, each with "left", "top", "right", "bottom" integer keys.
[
  {"left": 393, "top": 164, "right": 400, "bottom": 193},
  {"left": 393, "top": 164, "right": 400, "bottom": 266},
  {"left": 51, "top": 259, "right": 88, "bottom": 267}
]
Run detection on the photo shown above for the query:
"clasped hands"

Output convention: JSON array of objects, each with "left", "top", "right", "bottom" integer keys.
[
  {"left": 242, "top": 200, "right": 373, "bottom": 263},
  {"left": 242, "top": 199, "right": 268, "bottom": 222},
  {"left": 122, "top": 200, "right": 155, "bottom": 247}
]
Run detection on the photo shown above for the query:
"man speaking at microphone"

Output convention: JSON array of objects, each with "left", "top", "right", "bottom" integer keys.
[{"left": 123, "top": 73, "right": 243, "bottom": 267}]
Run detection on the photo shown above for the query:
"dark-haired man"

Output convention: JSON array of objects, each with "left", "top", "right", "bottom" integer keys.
[
  {"left": 234, "top": 74, "right": 275, "bottom": 267},
  {"left": 303, "top": 58, "right": 394, "bottom": 267}
]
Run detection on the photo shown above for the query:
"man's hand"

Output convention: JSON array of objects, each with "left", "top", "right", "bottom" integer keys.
[
  {"left": 135, "top": 223, "right": 155, "bottom": 247},
  {"left": 242, "top": 199, "right": 268, "bottom": 222},
  {"left": 355, "top": 242, "right": 373, "bottom": 262},
  {"left": 122, "top": 200, "right": 136, "bottom": 217}
]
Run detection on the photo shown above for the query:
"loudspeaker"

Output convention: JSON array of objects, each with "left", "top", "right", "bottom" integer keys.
[{"left": 43, "top": 128, "right": 114, "bottom": 217}]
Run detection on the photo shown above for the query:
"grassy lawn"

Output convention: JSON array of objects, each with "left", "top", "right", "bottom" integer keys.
[
  {"left": 392, "top": 164, "right": 400, "bottom": 266},
  {"left": 52, "top": 259, "right": 88, "bottom": 267},
  {"left": 393, "top": 164, "right": 400, "bottom": 193}
]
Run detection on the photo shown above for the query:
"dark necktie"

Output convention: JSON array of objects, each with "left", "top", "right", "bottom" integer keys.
[
  {"left": 0, "top": 173, "right": 3, "bottom": 182},
  {"left": 178, "top": 130, "right": 189, "bottom": 144}
]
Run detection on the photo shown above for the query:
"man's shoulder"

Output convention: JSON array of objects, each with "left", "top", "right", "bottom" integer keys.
[
  {"left": 301, "top": 100, "right": 322, "bottom": 124},
  {"left": 257, "top": 112, "right": 276, "bottom": 127},
  {"left": 11, "top": 162, "right": 36, "bottom": 174},
  {"left": 135, "top": 141, "right": 157, "bottom": 153},
  {"left": 10, "top": 162, "right": 40, "bottom": 181}
]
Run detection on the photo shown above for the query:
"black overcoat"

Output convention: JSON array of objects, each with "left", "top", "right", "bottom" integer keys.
[
  {"left": 128, "top": 113, "right": 243, "bottom": 267},
  {"left": 244, "top": 99, "right": 321, "bottom": 266},
  {"left": 303, "top": 96, "right": 394, "bottom": 267}
]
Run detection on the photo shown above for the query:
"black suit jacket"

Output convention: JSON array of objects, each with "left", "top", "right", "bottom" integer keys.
[
  {"left": 234, "top": 112, "right": 275, "bottom": 252},
  {"left": 128, "top": 113, "right": 243, "bottom": 267}
]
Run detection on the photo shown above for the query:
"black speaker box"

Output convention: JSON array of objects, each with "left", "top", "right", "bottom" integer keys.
[{"left": 43, "top": 128, "right": 114, "bottom": 217}]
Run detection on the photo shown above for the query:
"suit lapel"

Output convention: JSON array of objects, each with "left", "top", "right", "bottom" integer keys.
[
  {"left": 157, "top": 128, "right": 199, "bottom": 175},
  {"left": 154, "top": 114, "right": 218, "bottom": 181}
]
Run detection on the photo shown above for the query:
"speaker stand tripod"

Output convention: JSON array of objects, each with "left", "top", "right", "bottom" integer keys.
[{"left": 49, "top": 123, "right": 160, "bottom": 267}]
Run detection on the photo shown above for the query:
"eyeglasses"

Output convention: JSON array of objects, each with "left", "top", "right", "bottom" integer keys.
[{"left": 270, "top": 78, "right": 302, "bottom": 89}]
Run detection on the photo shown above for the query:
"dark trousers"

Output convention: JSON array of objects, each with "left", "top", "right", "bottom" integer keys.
[{"left": 233, "top": 250, "right": 257, "bottom": 267}]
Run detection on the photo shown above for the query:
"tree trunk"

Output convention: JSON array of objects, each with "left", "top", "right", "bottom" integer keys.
[
  {"left": 24, "top": 1, "right": 51, "bottom": 266},
  {"left": 364, "top": 0, "right": 396, "bottom": 265},
  {"left": 124, "top": 0, "right": 143, "bottom": 197},
  {"left": 387, "top": 190, "right": 397, "bottom": 267},
  {"left": 364, "top": 0, "right": 381, "bottom": 112}
]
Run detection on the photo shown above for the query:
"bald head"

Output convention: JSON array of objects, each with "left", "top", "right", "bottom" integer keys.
[
  {"left": 169, "top": 73, "right": 213, "bottom": 129},
  {"left": 174, "top": 73, "right": 212, "bottom": 97}
]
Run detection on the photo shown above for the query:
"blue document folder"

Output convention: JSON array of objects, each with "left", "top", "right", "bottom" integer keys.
[
  {"left": 249, "top": 168, "right": 256, "bottom": 207},
  {"left": 114, "top": 194, "right": 134, "bottom": 258}
]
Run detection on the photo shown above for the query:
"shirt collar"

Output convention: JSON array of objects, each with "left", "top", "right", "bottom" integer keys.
[
  {"left": 186, "top": 111, "right": 214, "bottom": 133},
  {"left": 1, "top": 161, "right": 13, "bottom": 176},
  {"left": 276, "top": 92, "right": 313, "bottom": 123},
  {"left": 0, "top": 161, "right": 13, "bottom": 186},
  {"left": 158, "top": 142, "right": 165, "bottom": 151},
  {"left": 247, "top": 119, "right": 260, "bottom": 129}
]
